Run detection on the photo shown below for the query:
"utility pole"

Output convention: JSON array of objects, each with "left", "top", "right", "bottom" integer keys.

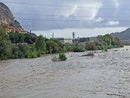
[{"left": 72, "top": 32, "right": 75, "bottom": 44}]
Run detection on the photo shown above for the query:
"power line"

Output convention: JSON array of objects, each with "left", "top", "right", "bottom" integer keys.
[
  {"left": 3, "top": 1, "right": 130, "bottom": 10},
  {"left": 12, "top": 12, "right": 130, "bottom": 20},
  {"left": 16, "top": 18, "right": 130, "bottom": 22},
  {"left": 14, "top": 13, "right": 130, "bottom": 18}
]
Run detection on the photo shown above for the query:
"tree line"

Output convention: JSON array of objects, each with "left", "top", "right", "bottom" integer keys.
[
  {"left": 0, "top": 26, "right": 65, "bottom": 60},
  {"left": 0, "top": 26, "right": 124, "bottom": 60},
  {"left": 64, "top": 34, "right": 124, "bottom": 52}
]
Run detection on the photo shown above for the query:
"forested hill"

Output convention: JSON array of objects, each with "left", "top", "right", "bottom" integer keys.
[{"left": 111, "top": 28, "right": 130, "bottom": 41}]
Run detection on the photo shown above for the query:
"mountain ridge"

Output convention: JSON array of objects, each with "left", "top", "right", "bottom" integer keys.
[
  {"left": 89, "top": 28, "right": 130, "bottom": 42},
  {"left": 111, "top": 28, "right": 130, "bottom": 41}
]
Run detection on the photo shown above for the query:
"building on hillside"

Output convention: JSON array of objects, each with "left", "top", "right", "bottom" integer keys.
[
  {"left": 19, "top": 29, "right": 28, "bottom": 34},
  {"left": 6, "top": 26, "right": 28, "bottom": 34},
  {"left": 6, "top": 26, "right": 15, "bottom": 33}
]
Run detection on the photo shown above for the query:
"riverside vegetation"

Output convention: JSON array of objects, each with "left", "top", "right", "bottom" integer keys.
[{"left": 0, "top": 26, "right": 124, "bottom": 60}]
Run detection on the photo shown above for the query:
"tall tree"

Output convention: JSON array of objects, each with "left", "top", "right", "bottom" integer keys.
[
  {"left": 0, "top": 27, "right": 12, "bottom": 60},
  {"left": 35, "top": 35, "right": 46, "bottom": 54},
  {"left": 24, "top": 33, "right": 37, "bottom": 44},
  {"left": 46, "top": 40, "right": 60, "bottom": 54}
]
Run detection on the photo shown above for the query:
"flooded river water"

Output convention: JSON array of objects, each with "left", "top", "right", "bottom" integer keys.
[{"left": 0, "top": 46, "right": 130, "bottom": 98}]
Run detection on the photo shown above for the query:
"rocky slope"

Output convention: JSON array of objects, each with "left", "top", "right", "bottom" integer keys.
[{"left": 0, "top": 2, "right": 22, "bottom": 30}]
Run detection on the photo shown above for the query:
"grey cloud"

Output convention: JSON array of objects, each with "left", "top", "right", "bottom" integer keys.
[{"left": 1, "top": 0, "right": 130, "bottom": 30}]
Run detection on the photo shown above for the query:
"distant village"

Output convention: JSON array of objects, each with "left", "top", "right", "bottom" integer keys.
[{"left": 6, "top": 25, "right": 28, "bottom": 34}]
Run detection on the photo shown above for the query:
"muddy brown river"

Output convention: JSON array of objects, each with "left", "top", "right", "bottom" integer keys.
[{"left": 0, "top": 46, "right": 130, "bottom": 98}]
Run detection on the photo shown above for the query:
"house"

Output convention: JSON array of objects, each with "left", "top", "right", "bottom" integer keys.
[{"left": 6, "top": 26, "right": 28, "bottom": 34}]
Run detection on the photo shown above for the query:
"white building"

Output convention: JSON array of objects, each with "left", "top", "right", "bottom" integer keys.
[{"left": 54, "top": 38, "right": 73, "bottom": 44}]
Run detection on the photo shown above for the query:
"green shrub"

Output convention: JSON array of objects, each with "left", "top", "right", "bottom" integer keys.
[
  {"left": 104, "top": 47, "right": 108, "bottom": 52},
  {"left": 73, "top": 47, "right": 84, "bottom": 52},
  {"left": 11, "top": 49, "right": 21, "bottom": 59},
  {"left": 27, "top": 51, "right": 37, "bottom": 58},
  {"left": 59, "top": 53, "right": 67, "bottom": 61},
  {"left": 102, "top": 46, "right": 108, "bottom": 52},
  {"left": 85, "top": 41, "right": 96, "bottom": 51},
  {"left": 37, "top": 51, "right": 42, "bottom": 57}
]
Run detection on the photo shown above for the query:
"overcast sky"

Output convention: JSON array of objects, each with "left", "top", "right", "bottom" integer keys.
[{"left": 1, "top": 0, "right": 129, "bottom": 38}]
